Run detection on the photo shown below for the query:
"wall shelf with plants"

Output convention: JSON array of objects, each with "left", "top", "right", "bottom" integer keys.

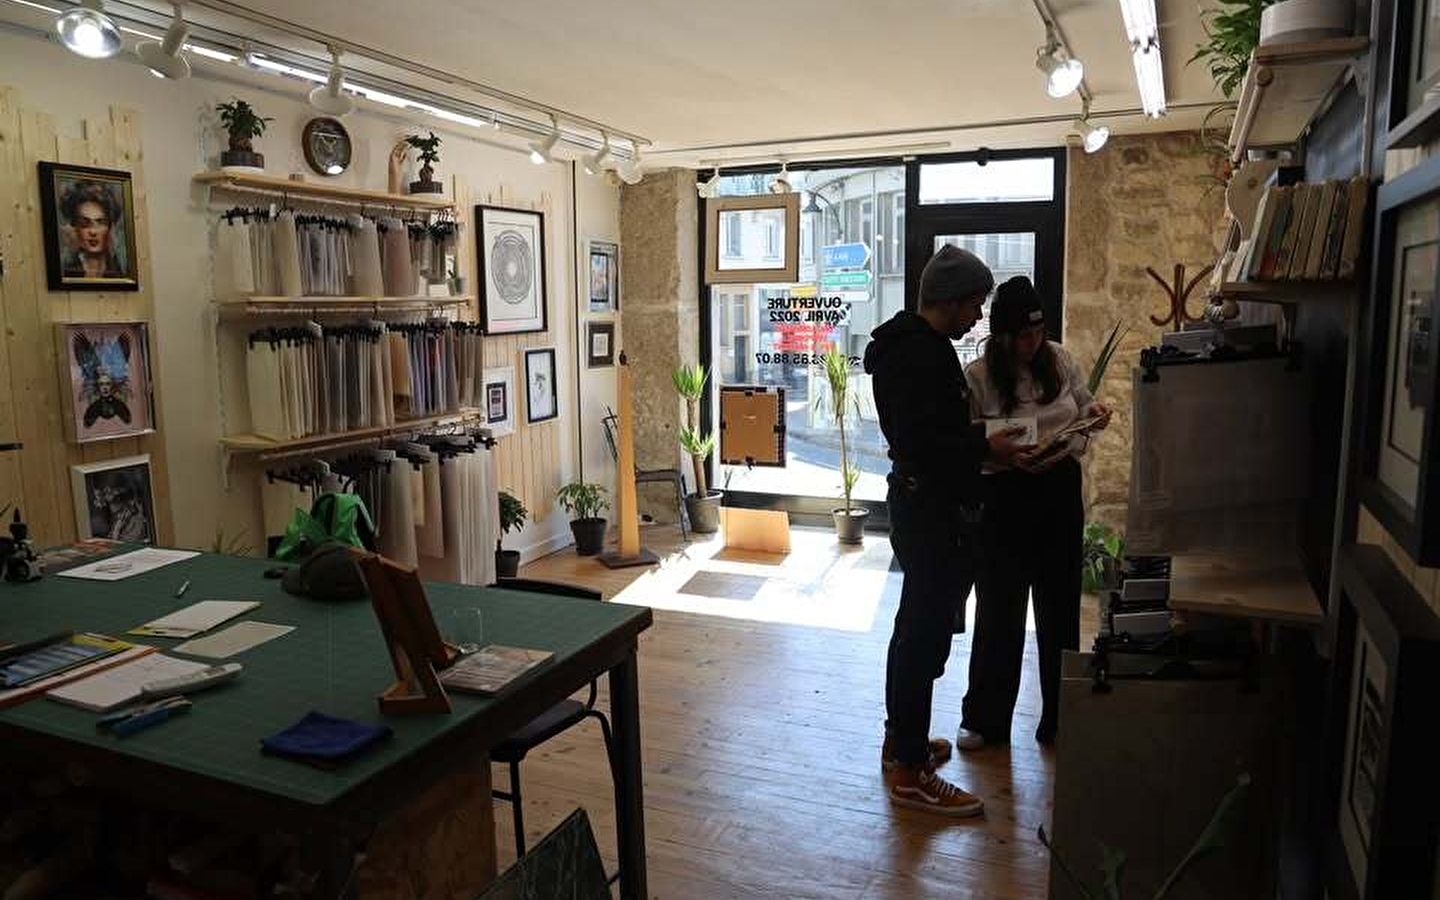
[
  {"left": 1227, "top": 36, "right": 1370, "bottom": 160},
  {"left": 193, "top": 170, "right": 457, "bottom": 211}
]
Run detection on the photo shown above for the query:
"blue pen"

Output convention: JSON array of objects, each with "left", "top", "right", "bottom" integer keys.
[{"left": 98, "top": 697, "right": 191, "bottom": 737}]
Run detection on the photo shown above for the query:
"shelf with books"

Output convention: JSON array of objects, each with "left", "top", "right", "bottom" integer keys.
[
  {"left": 1227, "top": 36, "right": 1371, "bottom": 162},
  {"left": 1221, "top": 177, "right": 1369, "bottom": 288},
  {"left": 1213, "top": 280, "right": 1355, "bottom": 304}
]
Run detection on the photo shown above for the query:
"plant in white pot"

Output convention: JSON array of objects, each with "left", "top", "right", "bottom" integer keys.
[
  {"left": 816, "top": 345, "right": 868, "bottom": 544},
  {"left": 672, "top": 363, "right": 722, "bottom": 534},
  {"left": 556, "top": 481, "right": 609, "bottom": 556},
  {"left": 496, "top": 490, "right": 528, "bottom": 578}
]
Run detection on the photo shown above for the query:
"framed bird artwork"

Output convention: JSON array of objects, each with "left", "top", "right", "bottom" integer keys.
[{"left": 55, "top": 322, "right": 155, "bottom": 444}]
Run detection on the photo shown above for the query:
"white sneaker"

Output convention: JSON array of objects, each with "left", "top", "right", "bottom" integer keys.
[{"left": 955, "top": 727, "right": 987, "bottom": 751}]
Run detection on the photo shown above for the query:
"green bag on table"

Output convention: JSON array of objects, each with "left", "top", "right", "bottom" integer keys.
[{"left": 274, "top": 492, "right": 377, "bottom": 562}]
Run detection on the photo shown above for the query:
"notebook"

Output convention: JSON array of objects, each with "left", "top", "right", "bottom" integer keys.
[
  {"left": 47, "top": 654, "right": 209, "bottom": 712},
  {"left": 130, "top": 601, "right": 262, "bottom": 639}
]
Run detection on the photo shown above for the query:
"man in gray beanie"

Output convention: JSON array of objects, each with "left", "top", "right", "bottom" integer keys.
[{"left": 862, "top": 244, "right": 1024, "bottom": 817}]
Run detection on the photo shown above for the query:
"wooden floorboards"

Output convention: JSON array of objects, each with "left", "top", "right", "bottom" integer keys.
[{"left": 498, "top": 525, "right": 1098, "bottom": 899}]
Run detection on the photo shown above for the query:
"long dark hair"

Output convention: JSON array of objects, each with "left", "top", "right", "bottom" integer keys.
[{"left": 983, "top": 333, "right": 1062, "bottom": 414}]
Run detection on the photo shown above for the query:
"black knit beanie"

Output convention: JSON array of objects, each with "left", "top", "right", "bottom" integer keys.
[{"left": 989, "top": 276, "right": 1044, "bottom": 335}]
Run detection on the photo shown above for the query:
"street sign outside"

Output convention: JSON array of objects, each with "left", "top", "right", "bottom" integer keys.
[
  {"left": 822, "top": 242, "right": 871, "bottom": 269},
  {"left": 820, "top": 271, "right": 872, "bottom": 289}
]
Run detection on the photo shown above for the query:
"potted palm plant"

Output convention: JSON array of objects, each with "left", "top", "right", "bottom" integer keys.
[
  {"left": 556, "top": 481, "right": 609, "bottom": 556},
  {"left": 672, "top": 363, "right": 722, "bottom": 533},
  {"left": 216, "top": 99, "right": 272, "bottom": 172},
  {"left": 817, "top": 346, "right": 868, "bottom": 544},
  {"left": 496, "top": 490, "right": 528, "bottom": 578},
  {"left": 404, "top": 131, "right": 443, "bottom": 194}
]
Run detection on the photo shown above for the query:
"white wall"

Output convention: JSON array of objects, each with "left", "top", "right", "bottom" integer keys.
[{"left": 0, "top": 31, "right": 620, "bottom": 563}]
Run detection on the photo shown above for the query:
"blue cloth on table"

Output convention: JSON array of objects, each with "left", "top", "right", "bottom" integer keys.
[{"left": 260, "top": 711, "right": 392, "bottom": 768}]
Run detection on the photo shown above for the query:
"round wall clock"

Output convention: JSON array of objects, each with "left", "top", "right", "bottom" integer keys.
[{"left": 302, "top": 117, "right": 352, "bottom": 177}]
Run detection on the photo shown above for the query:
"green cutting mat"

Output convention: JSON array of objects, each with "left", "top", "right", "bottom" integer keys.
[{"left": 0, "top": 550, "right": 648, "bottom": 807}]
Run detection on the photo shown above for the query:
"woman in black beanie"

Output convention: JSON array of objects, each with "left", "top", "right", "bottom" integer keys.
[{"left": 957, "top": 275, "right": 1110, "bottom": 748}]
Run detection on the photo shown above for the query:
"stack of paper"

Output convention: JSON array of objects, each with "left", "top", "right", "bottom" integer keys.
[
  {"left": 130, "top": 601, "right": 261, "bottom": 639},
  {"left": 56, "top": 548, "right": 199, "bottom": 582},
  {"left": 47, "top": 654, "right": 209, "bottom": 712}
]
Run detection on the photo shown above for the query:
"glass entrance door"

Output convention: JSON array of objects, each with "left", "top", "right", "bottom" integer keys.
[{"left": 931, "top": 232, "right": 1037, "bottom": 365}]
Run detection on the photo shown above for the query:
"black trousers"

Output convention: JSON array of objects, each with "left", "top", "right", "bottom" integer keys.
[
  {"left": 961, "top": 457, "right": 1083, "bottom": 742},
  {"left": 884, "top": 476, "right": 976, "bottom": 767}
]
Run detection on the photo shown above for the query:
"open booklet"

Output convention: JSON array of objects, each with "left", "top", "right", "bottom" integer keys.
[{"left": 1026, "top": 413, "right": 1107, "bottom": 460}]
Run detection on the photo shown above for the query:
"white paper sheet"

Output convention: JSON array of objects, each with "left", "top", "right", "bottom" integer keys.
[
  {"left": 46, "top": 654, "right": 209, "bottom": 712},
  {"left": 130, "top": 600, "right": 261, "bottom": 639},
  {"left": 172, "top": 621, "right": 294, "bottom": 659},
  {"left": 56, "top": 548, "right": 200, "bottom": 582}
]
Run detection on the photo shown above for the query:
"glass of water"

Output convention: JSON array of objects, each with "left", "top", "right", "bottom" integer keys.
[{"left": 451, "top": 608, "right": 485, "bottom": 655}]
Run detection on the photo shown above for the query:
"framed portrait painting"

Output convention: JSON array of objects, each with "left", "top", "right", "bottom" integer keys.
[
  {"left": 587, "top": 321, "right": 615, "bottom": 368},
  {"left": 524, "top": 347, "right": 558, "bottom": 424},
  {"left": 482, "top": 366, "right": 515, "bottom": 437},
  {"left": 55, "top": 322, "right": 155, "bottom": 444},
  {"left": 38, "top": 162, "right": 140, "bottom": 292},
  {"left": 477, "top": 205, "right": 547, "bottom": 335},
  {"left": 71, "top": 454, "right": 156, "bottom": 543},
  {"left": 588, "top": 240, "right": 619, "bottom": 313}
]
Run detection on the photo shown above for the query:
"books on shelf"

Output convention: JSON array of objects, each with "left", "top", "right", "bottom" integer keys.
[{"left": 1236, "top": 176, "right": 1368, "bottom": 283}]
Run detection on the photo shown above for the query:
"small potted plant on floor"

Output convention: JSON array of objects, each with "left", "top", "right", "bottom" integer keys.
[
  {"left": 557, "top": 481, "right": 609, "bottom": 556},
  {"left": 817, "top": 345, "right": 868, "bottom": 544},
  {"left": 672, "top": 363, "right": 722, "bottom": 534},
  {"left": 404, "top": 131, "right": 443, "bottom": 194},
  {"left": 1082, "top": 522, "right": 1124, "bottom": 593},
  {"left": 496, "top": 490, "right": 528, "bottom": 578},
  {"left": 216, "top": 98, "right": 272, "bottom": 172}
]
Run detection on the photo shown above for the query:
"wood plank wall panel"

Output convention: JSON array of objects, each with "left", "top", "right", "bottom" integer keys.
[{"left": 0, "top": 86, "right": 172, "bottom": 546}]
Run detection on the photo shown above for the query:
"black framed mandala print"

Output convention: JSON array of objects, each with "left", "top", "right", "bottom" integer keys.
[{"left": 477, "top": 204, "right": 547, "bottom": 335}]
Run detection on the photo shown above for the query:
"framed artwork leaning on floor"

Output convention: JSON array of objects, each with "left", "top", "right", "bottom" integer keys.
[{"left": 71, "top": 454, "right": 156, "bottom": 544}]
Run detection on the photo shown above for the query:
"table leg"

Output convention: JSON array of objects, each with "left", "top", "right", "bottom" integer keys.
[{"left": 609, "top": 650, "right": 648, "bottom": 900}]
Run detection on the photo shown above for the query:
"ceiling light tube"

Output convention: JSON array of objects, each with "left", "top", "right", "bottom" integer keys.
[
  {"left": 56, "top": 0, "right": 122, "bottom": 59},
  {"left": 308, "top": 45, "right": 354, "bottom": 116},
  {"left": 529, "top": 116, "right": 559, "bottom": 164},
  {"left": 584, "top": 132, "right": 610, "bottom": 175},
  {"left": 1117, "top": 0, "right": 1159, "bottom": 45},
  {"left": 1132, "top": 43, "right": 1167, "bottom": 117},
  {"left": 136, "top": 3, "right": 190, "bottom": 79}
]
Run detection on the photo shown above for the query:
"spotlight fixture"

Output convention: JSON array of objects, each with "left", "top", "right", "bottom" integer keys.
[
  {"left": 768, "top": 161, "right": 792, "bottom": 194},
  {"left": 56, "top": 0, "right": 122, "bottom": 59},
  {"left": 1036, "top": 27, "right": 1083, "bottom": 99},
  {"left": 1074, "top": 102, "right": 1109, "bottom": 153},
  {"left": 696, "top": 168, "right": 721, "bottom": 199},
  {"left": 529, "top": 116, "right": 559, "bottom": 164},
  {"left": 584, "top": 132, "right": 610, "bottom": 175},
  {"left": 615, "top": 148, "right": 644, "bottom": 185},
  {"left": 308, "top": 45, "right": 354, "bottom": 116},
  {"left": 136, "top": 3, "right": 191, "bottom": 80}
]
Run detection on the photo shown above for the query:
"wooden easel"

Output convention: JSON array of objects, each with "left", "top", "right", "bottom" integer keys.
[
  {"left": 357, "top": 552, "right": 460, "bottom": 714},
  {"left": 600, "top": 352, "right": 659, "bottom": 569}
]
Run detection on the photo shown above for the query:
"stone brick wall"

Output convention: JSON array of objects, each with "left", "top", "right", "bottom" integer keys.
[{"left": 1062, "top": 132, "right": 1228, "bottom": 529}]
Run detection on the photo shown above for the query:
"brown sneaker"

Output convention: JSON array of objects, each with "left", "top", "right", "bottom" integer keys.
[
  {"left": 888, "top": 765, "right": 984, "bottom": 817},
  {"left": 881, "top": 736, "right": 954, "bottom": 773}
]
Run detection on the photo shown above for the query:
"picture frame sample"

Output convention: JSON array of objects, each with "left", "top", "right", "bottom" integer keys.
[
  {"left": 719, "top": 385, "right": 787, "bottom": 466},
  {"left": 524, "top": 347, "right": 559, "bottom": 424},
  {"left": 588, "top": 240, "right": 619, "bottom": 313},
  {"left": 586, "top": 321, "right": 615, "bottom": 368},
  {"left": 71, "top": 454, "right": 156, "bottom": 543},
  {"left": 38, "top": 162, "right": 140, "bottom": 292},
  {"left": 1361, "top": 158, "right": 1440, "bottom": 563},
  {"left": 477, "top": 205, "right": 547, "bottom": 335},
  {"left": 55, "top": 322, "right": 155, "bottom": 444},
  {"left": 1388, "top": 0, "right": 1440, "bottom": 148},
  {"left": 481, "top": 366, "right": 515, "bottom": 437},
  {"left": 704, "top": 193, "right": 800, "bottom": 285}
]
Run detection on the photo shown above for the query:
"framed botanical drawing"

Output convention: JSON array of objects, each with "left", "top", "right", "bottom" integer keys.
[
  {"left": 482, "top": 366, "right": 515, "bottom": 437},
  {"left": 38, "top": 162, "right": 140, "bottom": 292},
  {"left": 71, "top": 454, "right": 156, "bottom": 543},
  {"left": 588, "top": 240, "right": 619, "bottom": 313},
  {"left": 586, "top": 321, "right": 615, "bottom": 368},
  {"left": 477, "top": 205, "right": 547, "bottom": 335},
  {"left": 524, "top": 347, "right": 559, "bottom": 424},
  {"left": 1389, "top": 0, "right": 1440, "bottom": 148},
  {"left": 55, "top": 322, "right": 155, "bottom": 444},
  {"left": 704, "top": 193, "right": 800, "bottom": 285}
]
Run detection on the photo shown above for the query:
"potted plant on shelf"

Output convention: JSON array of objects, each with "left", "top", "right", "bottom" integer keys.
[
  {"left": 817, "top": 345, "right": 868, "bottom": 544},
  {"left": 216, "top": 99, "right": 273, "bottom": 172},
  {"left": 672, "top": 363, "right": 722, "bottom": 534},
  {"left": 404, "top": 131, "right": 443, "bottom": 194},
  {"left": 496, "top": 490, "right": 528, "bottom": 578},
  {"left": 556, "top": 481, "right": 609, "bottom": 556},
  {"left": 1081, "top": 522, "right": 1124, "bottom": 593}
]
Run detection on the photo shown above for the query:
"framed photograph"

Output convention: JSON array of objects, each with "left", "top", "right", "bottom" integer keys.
[
  {"left": 1389, "top": 0, "right": 1440, "bottom": 148},
  {"left": 1361, "top": 158, "right": 1440, "bottom": 563},
  {"left": 55, "top": 322, "right": 154, "bottom": 444},
  {"left": 71, "top": 454, "right": 156, "bottom": 543},
  {"left": 524, "top": 347, "right": 558, "bottom": 424},
  {"left": 704, "top": 193, "right": 800, "bottom": 285},
  {"left": 477, "top": 205, "right": 547, "bottom": 335},
  {"left": 588, "top": 240, "right": 619, "bottom": 313},
  {"left": 481, "top": 366, "right": 515, "bottom": 437},
  {"left": 587, "top": 321, "right": 615, "bottom": 368},
  {"left": 719, "top": 385, "right": 787, "bottom": 466},
  {"left": 38, "top": 162, "right": 139, "bottom": 292}
]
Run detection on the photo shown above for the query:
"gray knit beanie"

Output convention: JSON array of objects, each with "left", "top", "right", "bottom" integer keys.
[{"left": 918, "top": 245, "right": 995, "bottom": 306}]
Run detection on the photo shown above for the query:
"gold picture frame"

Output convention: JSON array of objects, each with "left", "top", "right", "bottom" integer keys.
[{"left": 704, "top": 194, "right": 800, "bottom": 285}]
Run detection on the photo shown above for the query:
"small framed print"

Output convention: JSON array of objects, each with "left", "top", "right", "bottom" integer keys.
[
  {"left": 482, "top": 366, "right": 515, "bottom": 437},
  {"left": 704, "top": 193, "right": 800, "bottom": 285},
  {"left": 587, "top": 321, "right": 615, "bottom": 368},
  {"left": 56, "top": 322, "right": 155, "bottom": 444},
  {"left": 38, "top": 162, "right": 140, "bottom": 292},
  {"left": 588, "top": 240, "right": 619, "bottom": 313},
  {"left": 477, "top": 205, "right": 547, "bottom": 335},
  {"left": 71, "top": 454, "right": 156, "bottom": 543},
  {"left": 524, "top": 347, "right": 558, "bottom": 424}
]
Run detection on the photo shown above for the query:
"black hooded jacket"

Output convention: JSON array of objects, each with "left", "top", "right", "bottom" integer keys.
[{"left": 863, "top": 310, "right": 990, "bottom": 502}]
